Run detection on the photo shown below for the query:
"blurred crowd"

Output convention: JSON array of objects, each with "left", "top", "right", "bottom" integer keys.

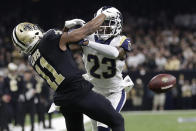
[
  {"left": 125, "top": 26, "right": 196, "bottom": 72},
  {"left": 0, "top": 4, "right": 196, "bottom": 130},
  {"left": 0, "top": 63, "right": 54, "bottom": 131}
]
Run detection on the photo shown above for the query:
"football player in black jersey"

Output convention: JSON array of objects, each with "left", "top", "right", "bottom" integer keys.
[{"left": 11, "top": 8, "right": 125, "bottom": 131}]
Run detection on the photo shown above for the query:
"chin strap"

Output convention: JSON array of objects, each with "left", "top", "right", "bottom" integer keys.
[{"left": 87, "top": 41, "right": 119, "bottom": 59}]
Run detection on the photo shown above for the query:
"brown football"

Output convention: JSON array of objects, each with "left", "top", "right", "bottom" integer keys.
[{"left": 148, "top": 74, "right": 176, "bottom": 93}]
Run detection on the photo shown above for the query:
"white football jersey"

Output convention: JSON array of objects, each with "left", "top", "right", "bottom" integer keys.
[{"left": 82, "top": 34, "right": 132, "bottom": 94}]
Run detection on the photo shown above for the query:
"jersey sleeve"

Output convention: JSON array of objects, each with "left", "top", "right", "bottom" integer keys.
[
  {"left": 43, "top": 29, "right": 62, "bottom": 40},
  {"left": 120, "top": 36, "right": 132, "bottom": 52}
]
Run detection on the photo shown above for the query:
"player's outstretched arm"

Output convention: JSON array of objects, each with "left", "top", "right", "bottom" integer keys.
[
  {"left": 59, "top": 7, "right": 116, "bottom": 50},
  {"left": 59, "top": 14, "right": 106, "bottom": 50},
  {"left": 81, "top": 40, "right": 128, "bottom": 60},
  {"left": 69, "top": 14, "right": 106, "bottom": 41}
]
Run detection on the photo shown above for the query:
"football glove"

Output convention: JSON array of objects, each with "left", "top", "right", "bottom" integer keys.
[
  {"left": 78, "top": 39, "right": 89, "bottom": 46},
  {"left": 64, "top": 19, "right": 85, "bottom": 29},
  {"left": 48, "top": 103, "right": 60, "bottom": 113}
]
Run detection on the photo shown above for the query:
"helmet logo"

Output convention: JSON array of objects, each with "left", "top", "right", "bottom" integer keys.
[
  {"left": 24, "top": 24, "right": 34, "bottom": 31},
  {"left": 24, "top": 24, "right": 39, "bottom": 31}
]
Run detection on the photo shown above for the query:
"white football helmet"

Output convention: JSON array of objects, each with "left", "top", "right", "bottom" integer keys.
[
  {"left": 12, "top": 22, "right": 43, "bottom": 54},
  {"left": 95, "top": 6, "right": 123, "bottom": 41}
]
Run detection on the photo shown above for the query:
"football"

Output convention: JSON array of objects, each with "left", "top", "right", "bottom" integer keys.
[{"left": 148, "top": 74, "right": 176, "bottom": 93}]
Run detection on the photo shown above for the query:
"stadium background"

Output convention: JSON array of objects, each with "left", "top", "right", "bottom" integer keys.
[{"left": 0, "top": 0, "right": 196, "bottom": 131}]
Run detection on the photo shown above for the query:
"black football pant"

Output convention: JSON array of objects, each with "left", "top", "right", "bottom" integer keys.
[
  {"left": 37, "top": 102, "right": 46, "bottom": 128},
  {"left": 19, "top": 101, "right": 35, "bottom": 131},
  {"left": 0, "top": 104, "right": 10, "bottom": 131},
  {"left": 60, "top": 90, "right": 125, "bottom": 131}
]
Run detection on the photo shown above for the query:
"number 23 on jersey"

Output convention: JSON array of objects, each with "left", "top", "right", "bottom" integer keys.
[{"left": 87, "top": 54, "right": 116, "bottom": 79}]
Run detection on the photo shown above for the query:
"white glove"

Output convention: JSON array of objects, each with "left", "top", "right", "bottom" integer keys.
[
  {"left": 48, "top": 103, "right": 60, "bottom": 113},
  {"left": 123, "top": 75, "right": 134, "bottom": 93},
  {"left": 18, "top": 94, "right": 25, "bottom": 102},
  {"left": 25, "top": 88, "right": 35, "bottom": 100},
  {"left": 102, "top": 8, "right": 118, "bottom": 19},
  {"left": 64, "top": 19, "right": 85, "bottom": 28}
]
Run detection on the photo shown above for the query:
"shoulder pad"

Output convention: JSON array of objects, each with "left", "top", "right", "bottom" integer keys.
[{"left": 120, "top": 36, "right": 131, "bottom": 52}]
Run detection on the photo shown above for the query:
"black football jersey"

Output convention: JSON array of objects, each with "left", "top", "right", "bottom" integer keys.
[
  {"left": 3, "top": 75, "right": 24, "bottom": 102},
  {"left": 29, "top": 29, "right": 85, "bottom": 92},
  {"left": 23, "top": 78, "right": 36, "bottom": 101}
]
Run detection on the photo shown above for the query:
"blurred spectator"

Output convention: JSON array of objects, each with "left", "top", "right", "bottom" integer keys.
[
  {"left": 152, "top": 93, "right": 166, "bottom": 111},
  {"left": 123, "top": 91, "right": 132, "bottom": 111},
  {"left": 0, "top": 72, "right": 2, "bottom": 130},
  {"left": 0, "top": 70, "right": 11, "bottom": 131},
  {"left": 181, "top": 80, "right": 192, "bottom": 109},
  {"left": 2, "top": 63, "right": 24, "bottom": 130},
  {"left": 183, "top": 46, "right": 194, "bottom": 60},
  {"left": 164, "top": 56, "right": 180, "bottom": 70},
  {"left": 155, "top": 52, "right": 167, "bottom": 71},
  {"left": 35, "top": 75, "right": 53, "bottom": 129},
  {"left": 130, "top": 78, "right": 144, "bottom": 110},
  {"left": 191, "top": 79, "right": 196, "bottom": 109},
  {"left": 126, "top": 49, "right": 145, "bottom": 70},
  {"left": 20, "top": 70, "right": 37, "bottom": 131}
]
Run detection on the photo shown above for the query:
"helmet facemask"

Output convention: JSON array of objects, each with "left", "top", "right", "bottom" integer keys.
[{"left": 95, "top": 6, "right": 123, "bottom": 41}]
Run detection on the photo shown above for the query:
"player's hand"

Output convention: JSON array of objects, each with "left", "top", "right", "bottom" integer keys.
[
  {"left": 78, "top": 39, "right": 89, "bottom": 46},
  {"left": 18, "top": 94, "right": 25, "bottom": 102},
  {"left": 102, "top": 8, "right": 118, "bottom": 19},
  {"left": 64, "top": 19, "right": 85, "bottom": 29}
]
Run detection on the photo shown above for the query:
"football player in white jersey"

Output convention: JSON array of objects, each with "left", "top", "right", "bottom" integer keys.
[{"left": 78, "top": 6, "right": 134, "bottom": 131}]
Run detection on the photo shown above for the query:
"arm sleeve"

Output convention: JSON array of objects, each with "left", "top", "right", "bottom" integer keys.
[{"left": 87, "top": 41, "right": 119, "bottom": 58}]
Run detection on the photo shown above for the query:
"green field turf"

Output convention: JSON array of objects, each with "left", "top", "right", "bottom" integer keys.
[{"left": 85, "top": 110, "right": 196, "bottom": 131}]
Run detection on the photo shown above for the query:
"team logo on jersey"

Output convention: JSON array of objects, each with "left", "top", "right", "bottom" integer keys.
[{"left": 127, "top": 41, "right": 131, "bottom": 51}]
